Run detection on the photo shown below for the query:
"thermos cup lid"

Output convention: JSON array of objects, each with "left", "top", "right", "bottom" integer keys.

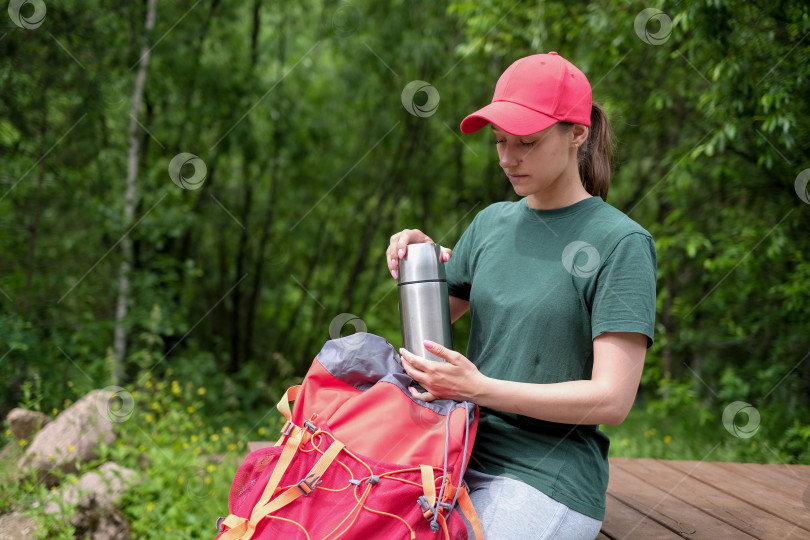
[{"left": 398, "top": 243, "right": 446, "bottom": 284}]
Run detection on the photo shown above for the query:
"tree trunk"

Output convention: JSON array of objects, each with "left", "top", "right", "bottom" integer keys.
[{"left": 112, "top": 0, "right": 157, "bottom": 382}]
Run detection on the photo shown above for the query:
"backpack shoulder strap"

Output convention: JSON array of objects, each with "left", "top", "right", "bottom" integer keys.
[{"left": 456, "top": 484, "right": 484, "bottom": 540}]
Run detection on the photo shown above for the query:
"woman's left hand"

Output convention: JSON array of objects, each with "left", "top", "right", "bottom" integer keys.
[{"left": 399, "top": 341, "right": 485, "bottom": 402}]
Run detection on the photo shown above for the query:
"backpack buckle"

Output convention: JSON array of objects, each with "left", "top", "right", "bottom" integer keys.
[
  {"left": 216, "top": 516, "right": 225, "bottom": 532},
  {"left": 297, "top": 473, "right": 322, "bottom": 496},
  {"left": 280, "top": 420, "right": 296, "bottom": 436},
  {"left": 303, "top": 413, "right": 320, "bottom": 433},
  {"left": 417, "top": 495, "right": 434, "bottom": 519}
]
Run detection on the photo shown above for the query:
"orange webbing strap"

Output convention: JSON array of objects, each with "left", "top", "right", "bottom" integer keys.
[
  {"left": 217, "top": 427, "right": 305, "bottom": 540},
  {"left": 456, "top": 483, "right": 484, "bottom": 540},
  {"left": 218, "top": 515, "right": 248, "bottom": 539},
  {"left": 223, "top": 427, "right": 305, "bottom": 540},
  {"left": 254, "top": 439, "right": 346, "bottom": 516},
  {"left": 420, "top": 465, "right": 437, "bottom": 506},
  {"left": 274, "top": 385, "right": 302, "bottom": 446}
]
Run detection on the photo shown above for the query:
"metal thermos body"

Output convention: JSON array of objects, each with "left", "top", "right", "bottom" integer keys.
[{"left": 398, "top": 243, "right": 453, "bottom": 362}]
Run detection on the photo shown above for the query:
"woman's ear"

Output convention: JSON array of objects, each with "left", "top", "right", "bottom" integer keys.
[{"left": 572, "top": 124, "right": 589, "bottom": 147}]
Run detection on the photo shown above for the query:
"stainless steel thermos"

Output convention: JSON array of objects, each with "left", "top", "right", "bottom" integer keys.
[{"left": 398, "top": 243, "right": 453, "bottom": 362}]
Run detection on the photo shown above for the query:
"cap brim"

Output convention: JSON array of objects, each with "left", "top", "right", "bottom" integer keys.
[{"left": 460, "top": 101, "right": 558, "bottom": 136}]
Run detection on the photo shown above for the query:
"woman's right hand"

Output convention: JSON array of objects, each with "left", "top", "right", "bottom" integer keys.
[{"left": 387, "top": 229, "right": 452, "bottom": 279}]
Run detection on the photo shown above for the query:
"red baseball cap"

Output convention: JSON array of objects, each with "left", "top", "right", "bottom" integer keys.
[{"left": 460, "top": 52, "right": 592, "bottom": 136}]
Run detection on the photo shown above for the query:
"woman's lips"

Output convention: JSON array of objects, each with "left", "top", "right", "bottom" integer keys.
[{"left": 507, "top": 173, "right": 527, "bottom": 182}]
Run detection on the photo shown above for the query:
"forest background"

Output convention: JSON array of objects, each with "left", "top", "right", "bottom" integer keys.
[{"left": 1, "top": 0, "right": 809, "bottom": 537}]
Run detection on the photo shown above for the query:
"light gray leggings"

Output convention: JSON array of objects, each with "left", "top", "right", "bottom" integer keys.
[{"left": 463, "top": 468, "right": 602, "bottom": 540}]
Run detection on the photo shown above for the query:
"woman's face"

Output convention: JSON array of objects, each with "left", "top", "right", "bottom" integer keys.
[{"left": 492, "top": 122, "right": 585, "bottom": 207}]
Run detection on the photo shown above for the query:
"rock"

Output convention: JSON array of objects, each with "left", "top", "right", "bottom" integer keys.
[
  {"left": 0, "top": 512, "right": 38, "bottom": 540},
  {"left": 44, "top": 462, "right": 138, "bottom": 516},
  {"left": 70, "top": 494, "right": 131, "bottom": 540},
  {"left": 7, "top": 408, "right": 51, "bottom": 440},
  {"left": 18, "top": 390, "right": 118, "bottom": 486}
]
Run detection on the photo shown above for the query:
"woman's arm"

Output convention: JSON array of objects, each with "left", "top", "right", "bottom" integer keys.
[
  {"left": 399, "top": 331, "right": 647, "bottom": 426},
  {"left": 449, "top": 296, "right": 470, "bottom": 323}
]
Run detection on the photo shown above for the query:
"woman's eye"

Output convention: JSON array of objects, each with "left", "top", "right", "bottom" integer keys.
[
  {"left": 494, "top": 139, "right": 505, "bottom": 145},
  {"left": 521, "top": 141, "right": 535, "bottom": 147}
]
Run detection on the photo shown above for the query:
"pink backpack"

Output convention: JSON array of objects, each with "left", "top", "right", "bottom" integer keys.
[{"left": 216, "top": 333, "right": 483, "bottom": 539}]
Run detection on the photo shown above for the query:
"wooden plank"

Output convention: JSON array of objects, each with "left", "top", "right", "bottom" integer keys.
[
  {"left": 601, "top": 493, "right": 682, "bottom": 539},
  {"left": 246, "top": 440, "right": 274, "bottom": 453},
  {"left": 715, "top": 461, "right": 810, "bottom": 491},
  {"left": 607, "top": 459, "right": 746, "bottom": 538},
  {"left": 613, "top": 458, "right": 796, "bottom": 539},
  {"left": 662, "top": 460, "right": 810, "bottom": 534},
  {"left": 595, "top": 533, "right": 613, "bottom": 540}
]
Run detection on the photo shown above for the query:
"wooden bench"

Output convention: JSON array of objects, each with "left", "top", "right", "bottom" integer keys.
[
  {"left": 245, "top": 444, "right": 810, "bottom": 538},
  {"left": 600, "top": 457, "right": 810, "bottom": 539}
]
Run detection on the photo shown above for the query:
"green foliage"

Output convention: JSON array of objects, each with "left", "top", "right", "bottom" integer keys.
[{"left": 1, "top": 0, "right": 810, "bottom": 534}]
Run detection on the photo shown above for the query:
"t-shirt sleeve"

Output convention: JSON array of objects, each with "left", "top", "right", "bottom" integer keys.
[
  {"left": 591, "top": 232, "right": 657, "bottom": 347},
  {"left": 445, "top": 218, "right": 477, "bottom": 301}
]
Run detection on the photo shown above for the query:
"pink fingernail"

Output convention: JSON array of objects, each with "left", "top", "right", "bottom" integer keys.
[
  {"left": 398, "top": 249, "right": 404, "bottom": 259},
  {"left": 423, "top": 340, "right": 434, "bottom": 349},
  {"left": 391, "top": 270, "right": 397, "bottom": 279}
]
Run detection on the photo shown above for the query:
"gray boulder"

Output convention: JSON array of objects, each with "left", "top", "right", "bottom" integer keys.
[
  {"left": 44, "top": 462, "right": 137, "bottom": 517},
  {"left": 7, "top": 408, "right": 51, "bottom": 440},
  {"left": 19, "top": 390, "right": 118, "bottom": 486},
  {"left": 70, "top": 495, "right": 131, "bottom": 540},
  {"left": 0, "top": 512, "right": 38, "bottom": 540}
]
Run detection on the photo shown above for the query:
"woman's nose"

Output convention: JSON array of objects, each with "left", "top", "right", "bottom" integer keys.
[{"left": 500, "top": 146, "right": 519, "bottom": 168}]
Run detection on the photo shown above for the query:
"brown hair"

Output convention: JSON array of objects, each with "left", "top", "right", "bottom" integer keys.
[{"left": 561, "top": 103, "right": 613, "bottom": 201}]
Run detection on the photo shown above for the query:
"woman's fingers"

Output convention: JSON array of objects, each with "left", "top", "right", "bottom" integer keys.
[
  {"left": 409, "top": 386, "right": 437, "bottom": 402},
  {"left": 386, "top": 229, "right": 435, "bottom": 279}
]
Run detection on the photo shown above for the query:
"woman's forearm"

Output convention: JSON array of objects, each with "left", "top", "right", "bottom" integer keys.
[{"left": 471, "top": 377, "right": 630, "bottom": 426}]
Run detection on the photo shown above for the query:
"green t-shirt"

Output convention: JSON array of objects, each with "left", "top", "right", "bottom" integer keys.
[{"left": 446, "top": 196, "right": 657, "bottom": 521}]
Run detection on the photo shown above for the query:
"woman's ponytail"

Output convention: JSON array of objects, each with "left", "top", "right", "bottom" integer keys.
[{"left": 576, "top": 103, "right": 613, "bottom": 201}]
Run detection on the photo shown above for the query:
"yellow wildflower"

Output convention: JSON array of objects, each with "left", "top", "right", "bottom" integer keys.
[
  {"left": 197, "top": 387, "right": 206, "bottom": 396},
  {"left": 664, "top": 435, "right": 672, "bottom": 444},
  {"left": 147, "top": 502, "right": 155, "bottom": 513},
  {"left": 182, "top": 442, "right": 189, "bottom": 450},
  {"left": 68, "top": 445, "right": 75, "bottom": 453},
  {"left": 145, "top": 414, "right": 153, "bottom": 423},
  {"left": 138, "top": 445, "right": 146, "bottom": 452},
  {"left": 19, "top": 439, "right": 27, "bottom": 447},
  {"left": 204, "top": 477, "right": 212, "bottom": 485},
  {"left": 222, "top": 426, "right": 231, "bottom": 434},
  {"left": 206, "top": 464, "right": 216, "bottom": 473},
  {"left": 187, "top": 406, "right": 195, "bottom": 414},
  {"left": 210, "top": 434, "right": 220, "bottom": 442},
  {"left": 257, "top": 427, "right": 266, "bottom": 436},
  {"left": 227, "top": 443, "right": 237, "bottom": 451},
  {"left": 52, "top": 408, "right": 58, "bottom": 416},
  {"left": 191, "top": 435, "right": 198, "bottom": 443}
]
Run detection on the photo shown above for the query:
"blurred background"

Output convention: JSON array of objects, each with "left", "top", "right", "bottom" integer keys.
[{"left": 1, "top": 0, "right": 808, "bottom": 537}]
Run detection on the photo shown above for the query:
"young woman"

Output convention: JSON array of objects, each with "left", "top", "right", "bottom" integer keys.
[{"left": 387, "top": 52, "right": 657, "bottom": 539}]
